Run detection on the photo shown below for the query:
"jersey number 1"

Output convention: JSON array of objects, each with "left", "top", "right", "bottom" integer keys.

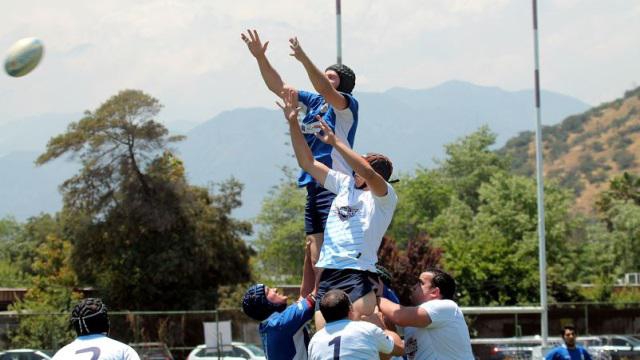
[{"left": 329, "top": 336, "right": 342, "bottom": 360}]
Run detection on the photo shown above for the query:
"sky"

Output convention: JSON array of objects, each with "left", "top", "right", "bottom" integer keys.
[{"left": 1, "top": 0, "right": 638, "bottom": 127}]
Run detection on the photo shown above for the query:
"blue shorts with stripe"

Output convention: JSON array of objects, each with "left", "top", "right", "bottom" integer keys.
[{"left": 304, "top": 181, "right": 336, "bottom": 235}]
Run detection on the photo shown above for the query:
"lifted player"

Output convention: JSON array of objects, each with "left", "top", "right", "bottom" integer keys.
[{"left": 242, "top": 29, "right": 358, "bottom": 296}]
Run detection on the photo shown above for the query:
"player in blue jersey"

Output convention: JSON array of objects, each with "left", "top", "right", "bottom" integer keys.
[
  {"left": 52, "top": 298, "right": 140, "bottom": 360},
  {"left": 241, "top": 244, "right": 316, "bottom": 360},
  {"left": 545, "top": 326, "right": 592, "bottom": 360},
  {"left": 242, "top": 284, "right": 316, "bottom": 360},
  {"left": 241, "top": 29, "right": 359, "bottom": 297},
  {"left": 277, "top": 89, "right": 397, "bottom": 330}
]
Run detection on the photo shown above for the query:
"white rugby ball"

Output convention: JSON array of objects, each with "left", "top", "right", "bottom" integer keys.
[{"left": 4, "top": 37, "right": 44, "bottom": 77}]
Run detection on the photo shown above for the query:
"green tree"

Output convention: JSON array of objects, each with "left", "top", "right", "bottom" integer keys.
[
  {"left": 37, "top": 90, "right": 253, "bottom": 310},
  {"left": 438, "top": 126, "right": 510, "bottom": 212},
  {"left": 253, "top": 168, "right": 306, "bottom": 283},
  {"left": 388, "top": 169, "right": 453, "bottom": 246},
  {"left": 433, "top": 173, "right": 583, "bottom": 305},
  {"left": 9, "top": 215, "right": 81, "bottom": 351},
  {"left": 0, "top": 216, "right": 30, "bottom": 287}
]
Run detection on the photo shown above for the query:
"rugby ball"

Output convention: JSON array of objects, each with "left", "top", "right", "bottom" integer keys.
[{"left": 4, "top": 37, "right": 44, "bottom": 77}]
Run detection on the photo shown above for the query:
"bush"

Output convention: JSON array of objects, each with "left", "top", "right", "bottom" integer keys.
[
  {"left": 591, "top": 141, "right": 605, "bottom": 152},
  {"left": 613, "top": 150, "right": 636, "bottom": 169}
]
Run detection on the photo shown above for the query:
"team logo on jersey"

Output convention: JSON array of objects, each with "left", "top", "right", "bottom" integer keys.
[{"left": 334, "top": 205, "right": 359, "bottom": 221}]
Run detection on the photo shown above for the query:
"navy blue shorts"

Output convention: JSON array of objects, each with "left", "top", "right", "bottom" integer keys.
[
  {"left": 304, "top": 182, "right": 336, "bottom": 235},
  {"left": 315, "top": 268, "right": 379, "bottom": 311}
]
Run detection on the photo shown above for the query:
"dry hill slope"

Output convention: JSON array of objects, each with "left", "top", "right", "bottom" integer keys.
[{"left": 501, "top": 87, "right": 640, "bottom": 213}]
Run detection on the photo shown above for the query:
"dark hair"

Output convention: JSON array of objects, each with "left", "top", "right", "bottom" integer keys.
[
  {"left": 241, "top": 284, "right": 286, "bottom": 321},
  {"left": 70, "top": 298, "right": 109, "bottom": 336},
  {"left": 364, "top": 153, "right": 393, "bottom": 182},
  {"left": 426, "top": 268, "right": 456, "bottom": 300},
  {"left": 320, "top": 290, "right": 351, "bottom": 323},
  {"left": 561, "top": 325, "right": 576, "bottom": 336},
  {"left": 325, "top": 64, "right": 356, "bottom": 94}
]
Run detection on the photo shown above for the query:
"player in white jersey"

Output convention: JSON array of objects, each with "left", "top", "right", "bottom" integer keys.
[
  {"left": 378, "top": 269, "right": 474, "bottom": 360},
  {"left": 52, "top": 298, "right": 140, "bottom": 360},
  {"left": 277, "top": 90, "right": 397, "bottom": 329},
  {"left": 308, "top": 289, "right": 403, "bottom": 360}
]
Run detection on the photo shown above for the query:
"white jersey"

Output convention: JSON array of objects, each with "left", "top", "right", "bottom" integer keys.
[
  {"left": 404, "top": 300, "right": 474, "bottom": 360},
  {"left": 308, "top": 319, "right": 395, "bottom": 360},
  {"left": 52, "top": 334, "right": 140, "bottom": 360},
  {"left": 317, "top": 170, "right": 398, "bottom": 272}
]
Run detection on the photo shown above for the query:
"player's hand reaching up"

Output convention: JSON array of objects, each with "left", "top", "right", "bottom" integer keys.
[
  {"left": 276, "top": 89, "right": 300, "bottom": 124},
  {"left": 289, "top": 36, "right": 308, "bottom": 62},
  {"left": 241, "top": 29, "right": 269, "bottom": 58},
  {"left": 315, "top": 117, "right": 337, "bottom": 146}
]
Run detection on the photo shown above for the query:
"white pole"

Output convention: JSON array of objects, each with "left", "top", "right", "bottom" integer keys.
[
  {"left": 336, "top": 0, "right": 342, "bottom": 64},
  {"left": 532, "top": 0, "right": 549, "bottom": 346}
]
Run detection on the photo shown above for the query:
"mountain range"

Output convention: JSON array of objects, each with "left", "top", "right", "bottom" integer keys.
[{"left": 0, "top": 80, "right": 590, "bottom": 220}]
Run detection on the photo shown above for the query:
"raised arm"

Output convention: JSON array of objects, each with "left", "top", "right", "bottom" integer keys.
[
  {"left": 241, "top": 29, "right": 292, "bottom": 98},
  {"left": 276, "top": 90, "right": 329, "bottom": 185},
  {"left": 315, "top": 119, "right": 389, "bottom": 197},
  {"left": 289, "top": 37, "right": 348, "bottom": 110},
  {"left": 378, "top": 297, "right": 431, "bottom": 328}
]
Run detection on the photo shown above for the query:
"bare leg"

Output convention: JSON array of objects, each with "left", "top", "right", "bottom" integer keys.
[{"left": 303, "top": 233, "right": 324, "bottom": 294}]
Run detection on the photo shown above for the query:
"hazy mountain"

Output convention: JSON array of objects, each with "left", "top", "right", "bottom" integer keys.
[{"left": 0, "top": 80, "right": 590, "bottom": 220}]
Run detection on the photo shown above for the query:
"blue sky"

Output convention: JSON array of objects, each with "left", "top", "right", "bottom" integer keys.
[{"left": 1, "top": 0, "right": 638, "bottom": 126}]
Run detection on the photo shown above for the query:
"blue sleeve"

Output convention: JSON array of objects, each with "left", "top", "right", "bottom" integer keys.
[
  {"left": 582, "top": 348, "right": 592, "bottom": 360},
  {"left": 271, "top": 296, "right": 315, "bottom": 334},
  {"left": 382, "top": 286, "right": 400, "bottom": 304},
  {"left": 297, "top": 90, "right": 319, "bottom": 107},
  {"left": 544, "top": 348, "right": 559, "bottom": 360}
]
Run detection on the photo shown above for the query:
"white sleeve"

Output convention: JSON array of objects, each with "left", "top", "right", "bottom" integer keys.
[
  {"left": 369, "top": 323, "right": 396, "bottom": 354},
  {"left": 373, "top": 183, "right": 398, "bottom": 207},
  {"left": 421, "top": 300, "right": 457, "bottom": 328},
  {"left": 125, "top": 346, "right": 141, "bottom": 360},
  {"left": 323, "top": 169, "right": 350, "bottom": 195}
]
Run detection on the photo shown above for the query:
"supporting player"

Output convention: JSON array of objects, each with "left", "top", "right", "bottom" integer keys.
[
  {"left": 277, "top": 89, "right": 397, "bottom": 329},
  {"left": 308, "top": 290, "right": 404, "bottom": 360},
  {"left": 378, "top": 268, "right": 474, "bottom": 360},
  {"left": 241, "top": 245, "right": 316, "bottom": 360},
  {"left": 52, "top": 298, "right": 140, "bottom": 360},
  {"left": 241, "top": 29, "right": 358, "bottom": 296}
]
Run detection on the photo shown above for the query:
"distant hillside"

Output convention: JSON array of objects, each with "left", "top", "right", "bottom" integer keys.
[
  {"left": 500, "top": 87, "right": 640, "bottom": 213},
  {"left": 0, "top": 80, "right": 590, "bottom": 220}
]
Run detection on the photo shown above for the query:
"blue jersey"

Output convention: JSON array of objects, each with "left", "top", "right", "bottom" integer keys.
[
  {"left": 296, "top": 90, "right": 359, "bottom": 187},
  {"left": 545, "top": 345, "right": 592, "bottom": 360},
  {"left": 259, "top": 295, "right": 315, "bottom": 360}
]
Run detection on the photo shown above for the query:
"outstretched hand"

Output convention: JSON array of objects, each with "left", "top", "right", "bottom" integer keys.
[
  {"left": 241, "top": 29, "right": 269, "bottom": 58},
  {"left": 314, "top": 117, "right": 337, "bottom": 146},
  {"left": 276, "top": 89, "right": 300, "bottom": 123},
  {"left": 289, "top": 36, "right": 307, "bottom": 62}
]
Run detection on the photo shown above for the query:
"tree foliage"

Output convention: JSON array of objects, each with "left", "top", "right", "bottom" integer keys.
[
  {"left": 253, "top": 168, "right": 306, "bottom": 283},
  {"left": 37, "top": 90, "right": 253, "bottom": 310},
  {"left": 9, "top": 215, "right": 81, "bottom": 351}
]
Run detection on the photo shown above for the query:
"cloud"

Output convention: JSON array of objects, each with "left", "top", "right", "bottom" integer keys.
[{"left": 0, "top": 0, "right": 637, "bottom": 124}]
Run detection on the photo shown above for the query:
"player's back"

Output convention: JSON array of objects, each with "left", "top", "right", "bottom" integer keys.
[
  {"left": 52, "top": 334, "right": 140, "bottom": 360},
  {"left": 308, "top": 319, "right": 394, "bottom": 360}
]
